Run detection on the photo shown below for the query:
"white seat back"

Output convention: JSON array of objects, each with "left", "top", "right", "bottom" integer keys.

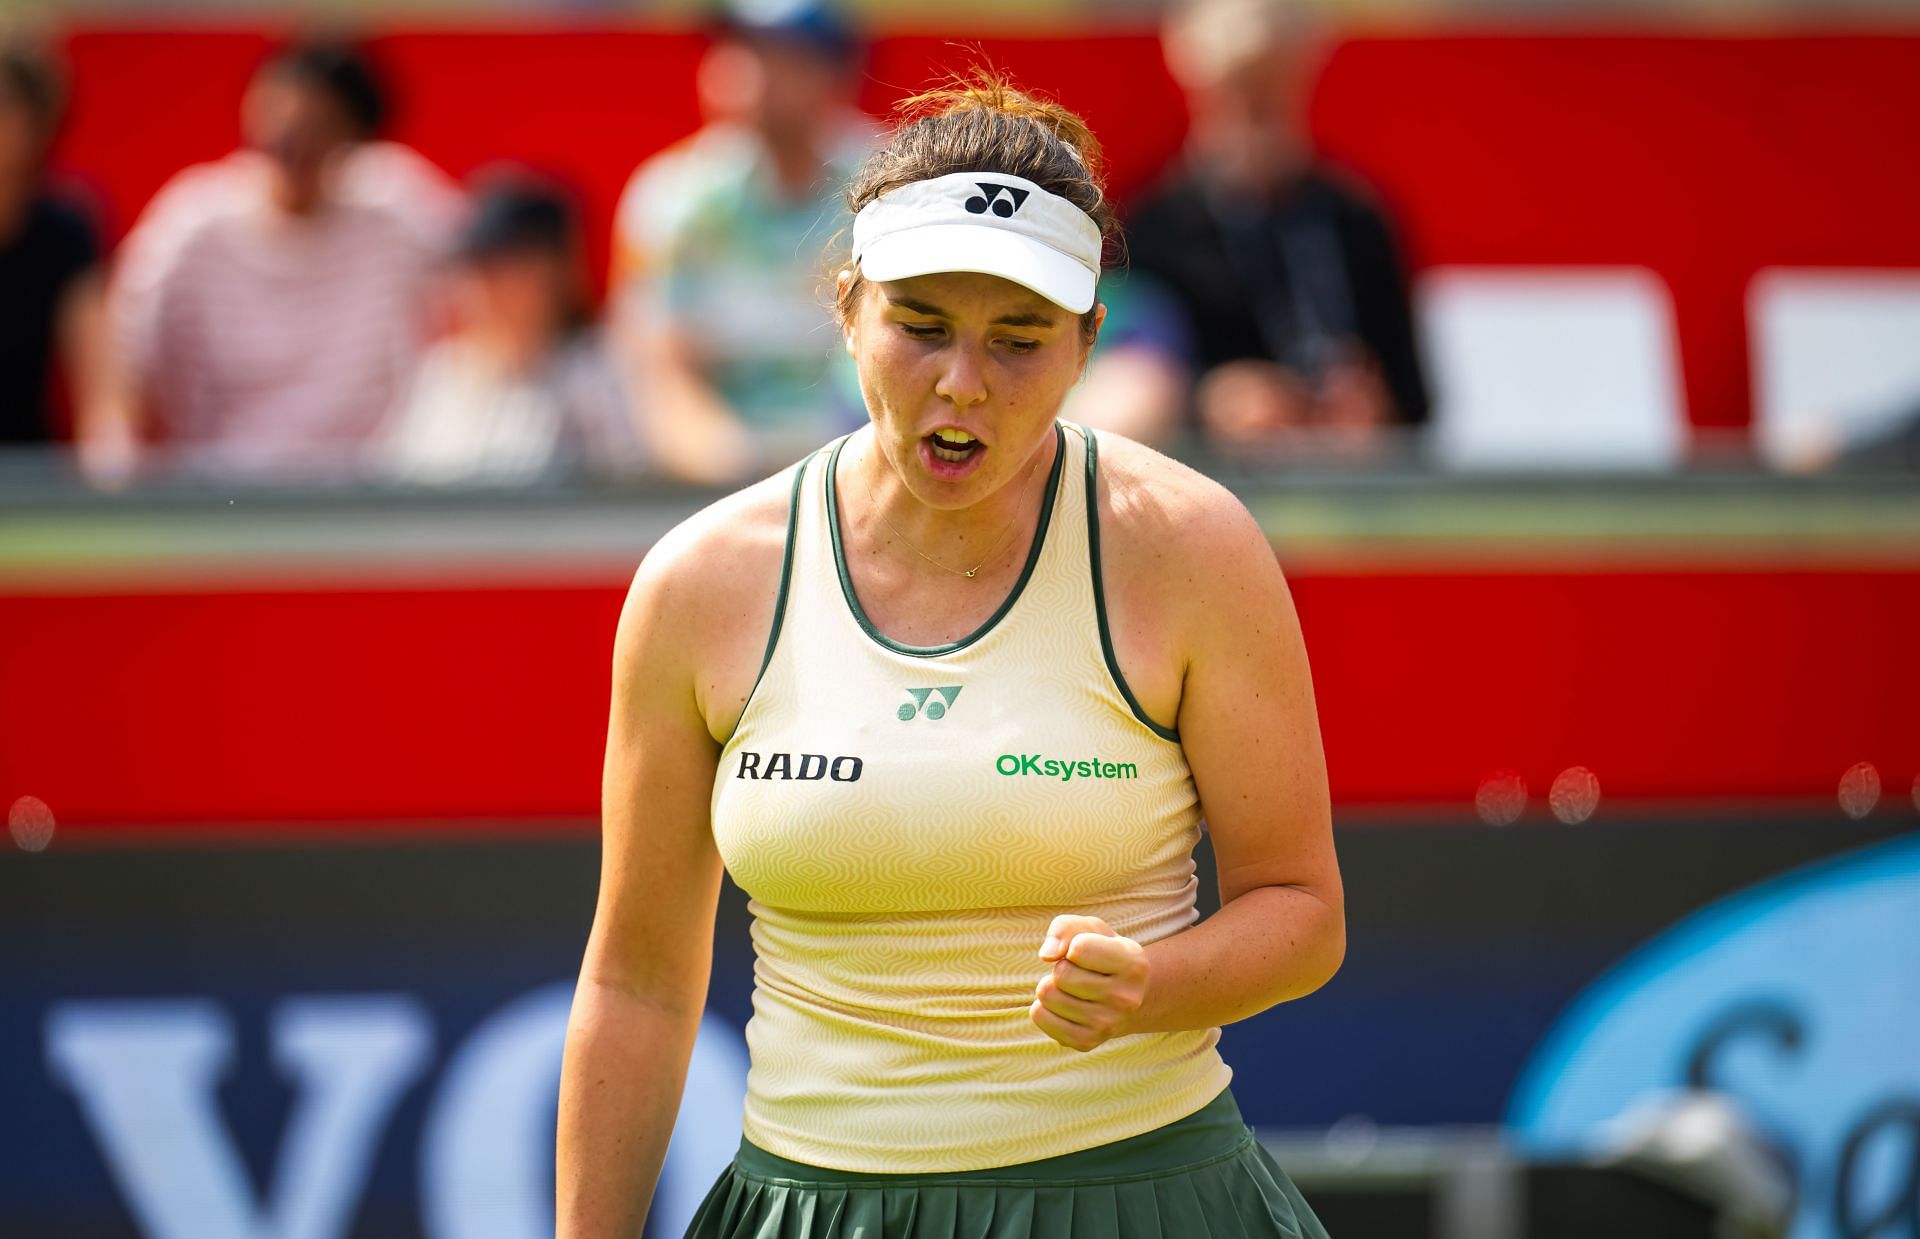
[
  {"left": 1418, "top": 267, "right": 1687, "bottom": 471},
  {"left": 1749, "top": 268, "right": 1920, "bottom": 468}
]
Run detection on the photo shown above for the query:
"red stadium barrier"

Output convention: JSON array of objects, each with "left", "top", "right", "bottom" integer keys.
[
  {"left": 4, "top": 564, "right": 1917, "bottom": 828},
  {"left": 20, "top": 23, "right": 1920, "bottom": 830}
]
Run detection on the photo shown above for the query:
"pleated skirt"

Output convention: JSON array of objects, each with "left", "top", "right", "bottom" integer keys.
[{"left": 682, "top": 1089, "right": 1331, "bottom": 1238}]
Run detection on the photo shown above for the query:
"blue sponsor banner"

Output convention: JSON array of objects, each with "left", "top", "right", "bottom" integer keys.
[
  {"left": 5, "top": 820, "right": 1909, "bottom": 1236},
  {"left": 9, "top": 949, "right": 750, "bottom": 1238},
  {"left": 0, "top": 841, "right": 753, "bottom": 1238},
  {"left": 1509, "top": 834, "right": 1920, "bottom": 1239}
]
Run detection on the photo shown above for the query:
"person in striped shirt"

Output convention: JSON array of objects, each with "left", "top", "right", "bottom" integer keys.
[{"left": 85, "top": 41, "right": 463, "bottom": 485}]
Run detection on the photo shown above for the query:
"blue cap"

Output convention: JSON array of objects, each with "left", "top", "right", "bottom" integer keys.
[{"left": 718, "top": 0, "right": 858, "bottom": 63}]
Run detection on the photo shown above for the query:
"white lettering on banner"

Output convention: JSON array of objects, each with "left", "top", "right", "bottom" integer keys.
[
  {"left": 652, "top": 1011, "right": 752, "bottom": 1236},
  {"left": 45, "top": 996, "right": 434, "bottom": 1239},
  {"left": 42, "top": 985, "right": 752, "bottom": 1238},
  {"left": 420, "top": 982, "right": 749, "bottom": 1239},
  {"left": 420, "top": 984, "right": 572, "bottom": 1239}
]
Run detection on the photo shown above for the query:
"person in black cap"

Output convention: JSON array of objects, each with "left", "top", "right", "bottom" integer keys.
[
  {"left": 374, "top": 174, "right": 644, "bottom": 485},
  {"left": 609, "top": 0, "right": 874, "bottom": 483}
]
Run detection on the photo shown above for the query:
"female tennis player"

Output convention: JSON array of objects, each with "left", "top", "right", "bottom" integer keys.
[{"left": 557, "top": 77, "right": 1343, "bottom": 1238}]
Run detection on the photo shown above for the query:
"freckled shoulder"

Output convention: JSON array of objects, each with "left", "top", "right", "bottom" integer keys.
[
  {"left": 641, "top": 467, "right": 797, "bottom": 595},
  {"left": 1085, "top": 430, "right": 1272, "bottom": 579},
  {"left": 1082, "top": 430, "right": 1283, "bottom": 695}
]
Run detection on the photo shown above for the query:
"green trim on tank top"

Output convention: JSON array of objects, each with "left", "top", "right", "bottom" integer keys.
[
  {"left": 1081, "top": 425, "right": 1182, "bottom": 743},
  {"left": 721, "top": 451, "right": 817, "bottom": 745},
  {"left": 825, "top": 422, "right": 1066, "bottom": 659}
]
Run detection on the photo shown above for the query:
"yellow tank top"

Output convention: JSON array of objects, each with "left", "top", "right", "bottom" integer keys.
[{"left": 710, "top": 421, "right": 1231, "bottom": 1172}]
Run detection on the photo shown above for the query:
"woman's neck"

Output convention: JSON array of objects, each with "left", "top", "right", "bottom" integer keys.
[{"left": 847, "top": 426, "right": 1056, "bottom": 580}]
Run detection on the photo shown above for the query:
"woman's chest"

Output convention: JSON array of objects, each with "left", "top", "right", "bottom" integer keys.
[{"left": 711, "top": 649, "right": 1197, "bottom": 914}]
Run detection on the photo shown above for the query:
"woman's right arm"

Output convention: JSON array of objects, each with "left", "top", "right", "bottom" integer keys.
[{"left": 556, "top": 547, "right": 727, "bottom": 1237}]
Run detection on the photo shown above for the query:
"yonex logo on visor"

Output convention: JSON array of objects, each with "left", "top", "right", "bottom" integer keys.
[
  {"left": 851, "top": 171, "right": 1103, "bottom": 313},
  {"left": 965, "top": 183, "right": 1030, "bottom": 218}
]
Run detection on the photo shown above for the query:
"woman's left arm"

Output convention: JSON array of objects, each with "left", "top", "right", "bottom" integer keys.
[{"left": 1031, "top": 491, "right": 1343, "bottom": 1050}]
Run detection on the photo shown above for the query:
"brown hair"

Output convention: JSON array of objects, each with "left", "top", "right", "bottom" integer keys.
[{"left": 835, "top": 72, "right": 1117, "bottom": 342}]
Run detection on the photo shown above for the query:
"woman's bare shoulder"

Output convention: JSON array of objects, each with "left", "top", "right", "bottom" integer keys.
[
  {"left": 635, "top": 463, "right": 803, "bottom": 604},
  {"left": 1080, "top": 430, "right": 1278, "bottom": 723},
  {"left": 614, "top": 458, "right": 811, "bottom": 705},
  {"left": 1087, "top": 429, "right": 1268, "bottom": 567}
]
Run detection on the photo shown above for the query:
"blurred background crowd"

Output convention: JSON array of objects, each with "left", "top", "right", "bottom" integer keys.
[
  {"left": 4, "top": 3, "right": 1917, "bottom": 1238},
  {"left": 9, "top": 0, "right": 1916, "bottom": 493}
]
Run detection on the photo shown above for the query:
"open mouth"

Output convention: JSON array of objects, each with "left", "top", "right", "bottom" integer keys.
[{"left": 927, "top": 428, "right": 985, "bottom": 464}]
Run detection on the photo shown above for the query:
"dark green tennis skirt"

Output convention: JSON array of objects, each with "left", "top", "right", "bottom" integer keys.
[{"left": 682, "top": 1089, "right": 1331, "bottom": 1238}]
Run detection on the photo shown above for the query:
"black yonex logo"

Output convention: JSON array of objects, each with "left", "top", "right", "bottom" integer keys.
[
  {"left": 964, "top": 183, "right": 1030, "bottom": 218},
  {"left": 899, "top": 686, "right": 962, "bottom": 721},
  {"left": 735, "top": 751, "right": 864, "bottom": 782}
]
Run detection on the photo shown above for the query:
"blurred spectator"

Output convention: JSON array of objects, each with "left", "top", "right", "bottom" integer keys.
[
  {"left": 1060, "top": 270, "right": 1194, "bottom": 448},
  {"left": 373, "top": 176, "right": 644, "bottom": 486},
  {"left": 610, "top": 0, "right": 873, "bottom": 484},
  {"left": 86, "top": 40, "right": 462, "bottom": 485},
  {"left": 0, "top": 41, "right": 107, "bottom": 448},
  {"left": 1128, "top": 0, "right": 1428, "bottom": 457}
]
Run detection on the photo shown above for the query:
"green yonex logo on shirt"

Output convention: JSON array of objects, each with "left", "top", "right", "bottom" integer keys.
[
  {"left": 996, "top": 754, "right": 1140, "bottom": 782},
  {"left": 898, "top": 686, "right": 962, "bottom": 721}
]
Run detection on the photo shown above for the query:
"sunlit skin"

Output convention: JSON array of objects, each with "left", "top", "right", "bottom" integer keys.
[{"left": 836, "top": 268, "right": 1106, "bottom": 578}]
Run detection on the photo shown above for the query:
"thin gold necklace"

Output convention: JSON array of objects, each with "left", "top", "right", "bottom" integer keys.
[{"left": 865, "top": 451, "right": 1038, "bottom": 580}]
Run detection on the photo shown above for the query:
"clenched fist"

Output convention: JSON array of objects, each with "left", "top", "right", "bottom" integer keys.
[{"left": 1030, "top": 914, "right": 1150, "bottom": 1052}]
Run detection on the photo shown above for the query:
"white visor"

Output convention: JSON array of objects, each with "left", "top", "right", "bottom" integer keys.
[{"left": 851, "top": 172, "right": 1102, "bottom": 313}]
